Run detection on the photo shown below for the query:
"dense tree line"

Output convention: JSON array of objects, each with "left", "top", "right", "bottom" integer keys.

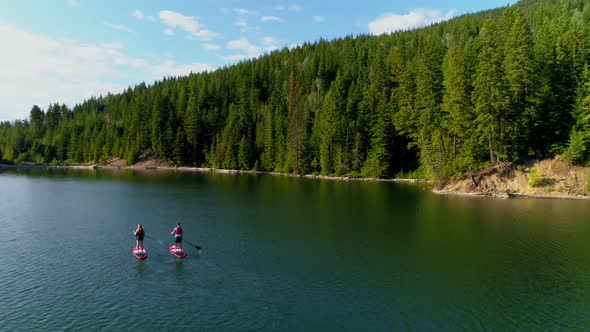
[{"left": 2, "top": 0, "right": 590, "bottom": 180}]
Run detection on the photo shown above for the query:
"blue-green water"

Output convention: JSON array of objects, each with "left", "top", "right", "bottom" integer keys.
[{"left": 2, "top": 168, "right": 590, "bottom": 331}]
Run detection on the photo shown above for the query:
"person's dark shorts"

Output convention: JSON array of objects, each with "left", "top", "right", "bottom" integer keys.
[
  {"left": 136, "top": 235, "right": 144, "bottom": 241},
  {"left": 175, "top": 236, "right": 182, "bottom": 243}
]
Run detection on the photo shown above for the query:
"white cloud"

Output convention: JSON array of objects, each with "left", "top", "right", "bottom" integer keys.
[
  {"left": 164, "top": 28, "right": 174, "bottom": 36},
  {"left": 203, "top": 43, "right": 221, "bottom": 50},
  {"left": 133, "top": 9, "right": 154, "bottom": 21},
  {"left": 235, "top": 19, "right": 248, "bottom": 28},
  {"left": 288, "top": 5, "right": 304, "bottom": 12},
  {"left": 263, "top": 37, "right": 276, "bottom": 45},
  {"left": 223, "top": 54, "right": 248, "bottom": 62},
  {"left": 103, "top": 21, "right": 135, "bottom": 33},
  {"left": 101, "top": 41, "right": 125, "bottom": 50},
  {"left": 150, "top": 60, "right": 214, "bottom": 77},
  {"left": 261, "top": 16, "right": 285, "bottom": 23},
  {"left": 235, "top": 19, "right": 258, "bottom": 33},
  {"left": 158, "top": 10, "right": 217, "bottom": 40},
  {"left": 262, "top": 37, "right": 279, "bottom": 52},
  {"left": 0, "top": 23, "right": 129, "bottom": 119},
  {"left": 0, "top": 23, "right": 213, "bottom": 121},
  {"left": 227, "top": 38, "right": 260, "bottom": 56},
  {"left": 368, "top": 8, "right": 457, "bottom": 34},
  {"left": 67, "top": 0, "right": 78, "bottom": 6},
  {"left": 233, "top": 8, "right": 257, "bottom": 16},
  {"left": 114, "top": 57, "right": 148, "bottom": 68},
  {"left": 275, "top": 4, "right": 303, "bottom": 12},
  {"left": 312, "top": 16, "right": 325, "bottom": 23},
  {"left": 225, "top": 37, "right": 278, "bottom": 61}
]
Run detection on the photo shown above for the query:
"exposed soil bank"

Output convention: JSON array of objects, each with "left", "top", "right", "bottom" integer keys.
[{"left": 436, "top": 156, "right": 590, "bottom": 200}]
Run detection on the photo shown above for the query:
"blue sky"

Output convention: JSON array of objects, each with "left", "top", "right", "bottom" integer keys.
[{"left": 0, "top": 0, "right": 517, "bottom": 121}]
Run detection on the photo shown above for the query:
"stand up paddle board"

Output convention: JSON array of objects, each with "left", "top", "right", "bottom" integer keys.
[
  {"left": 132, "top": 246, "right": 148, "bottom": 260},
  {"left": 169, "top": 245, "right": 187, "bottom": 259}
]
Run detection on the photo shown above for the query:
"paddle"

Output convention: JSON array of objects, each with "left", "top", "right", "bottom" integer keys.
[
  {"left": 174, "top": 217, "right": 202, "bottom": 251},
  {"left": 183, "top": 239, "right": 202, "bottom": 251},
  {"left": 143, "top": 234, "right": 164, "bottom": 245}
]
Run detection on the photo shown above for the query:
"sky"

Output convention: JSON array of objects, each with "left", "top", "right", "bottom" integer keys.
[{"left": 0, "top": 0, "right": 517, "bottom": 121}]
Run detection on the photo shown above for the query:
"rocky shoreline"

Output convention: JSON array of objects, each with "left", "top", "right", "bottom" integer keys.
[{"left": 433, "top": 189, "right": 590, "bottom": 200}]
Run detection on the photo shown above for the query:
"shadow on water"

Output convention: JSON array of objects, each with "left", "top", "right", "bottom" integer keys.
[
  {"left": 135, "top": 260, "right": 146, "bottom": 278},
  {"left": 0, "top": 167, "right": 206, "bottom": 186},
  {"left": 174, "top": 260, "right": 185, "bottom": 277}
]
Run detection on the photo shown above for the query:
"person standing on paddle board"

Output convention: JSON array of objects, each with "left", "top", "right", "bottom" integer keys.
[
  {"left": 171, "top": 223, "right": 183, "bottom": 249},
  {"left": 134, "top": 224, "right": 145, "bottom": 249}
]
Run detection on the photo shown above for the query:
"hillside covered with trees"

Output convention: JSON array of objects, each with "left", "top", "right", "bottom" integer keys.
[{"left": 2, "top": 0, "right": 590, "bottom": 180}]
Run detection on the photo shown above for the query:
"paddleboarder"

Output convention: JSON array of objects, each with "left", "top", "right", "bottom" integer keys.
[
  {"left": 171, "top": 222, "right": 183, "bottom": 250},
  {"left": 134, "top": 224, "right": 145, "bottom": 250}
]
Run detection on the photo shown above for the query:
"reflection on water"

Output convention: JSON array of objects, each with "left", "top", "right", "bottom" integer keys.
[
  {"left": 135, "top": 260, "right": 146, "bottom": 278},
  {"left": 174, "top": 260, "right": 185, "bottom": 268},
  {"left": 1, "top": 168, "right": 590, "bottom": 330}
]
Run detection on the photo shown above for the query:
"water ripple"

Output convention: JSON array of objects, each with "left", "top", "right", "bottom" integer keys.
[{"left": 1, "top": 171, "right": 590, "bottom": 330}]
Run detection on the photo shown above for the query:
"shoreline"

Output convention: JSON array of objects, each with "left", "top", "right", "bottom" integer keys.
[
  {"left": 433, "top": 189, "right": 590, "bottom": 201},
  {"left": 4, "top": 162, "right": 588, "bottom": 201},
  {"left": 433, "top": 157, "right": 590, "bottom": 201},
  {"left": 0, "top": 163, "right": 428, "bottom": 184}
]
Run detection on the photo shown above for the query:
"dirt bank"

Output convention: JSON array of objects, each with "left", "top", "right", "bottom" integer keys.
[{"left": 436, "top": 156, "right": 590, "bottom": 200}]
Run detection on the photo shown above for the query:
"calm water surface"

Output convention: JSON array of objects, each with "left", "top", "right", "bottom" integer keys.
[{"left": 1, "top": 168, "right": 590, "bottom": 331}]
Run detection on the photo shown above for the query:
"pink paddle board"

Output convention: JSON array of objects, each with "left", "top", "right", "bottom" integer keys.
[
  {"left": 132, "top": 246, "right": 148, "bottom": 260},
  {"left": 169, "top": 245, "right": 187, "bottom": 258}
]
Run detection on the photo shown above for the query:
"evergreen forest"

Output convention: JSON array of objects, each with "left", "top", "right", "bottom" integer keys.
[{"left": 2, "top": 0, "right": 590, "bottom": 180}]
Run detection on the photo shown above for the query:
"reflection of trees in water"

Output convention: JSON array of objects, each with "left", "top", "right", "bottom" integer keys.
[{"left": 414, "top": 193, "right": 590, "bottom": 328}]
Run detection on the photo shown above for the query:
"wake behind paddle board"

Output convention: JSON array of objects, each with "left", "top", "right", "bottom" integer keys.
[
  {"left": 169, "top": 245, "right": 187, "bottom": 259},
  {"left": 132, "top": 246, "right": 148, "bottom": 260}
]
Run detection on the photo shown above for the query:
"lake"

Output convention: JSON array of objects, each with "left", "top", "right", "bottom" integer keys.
[{"left": 1, "top": 168, "right": 590, "bottom": 331}]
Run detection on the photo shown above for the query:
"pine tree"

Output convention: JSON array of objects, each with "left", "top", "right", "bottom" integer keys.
[
  {"left": 362, "top": 94, "right": 394, "bottom": 178},
  {"left": 502, "top": 8, "right": 533, "bottom": 160},
  {"left": 173, "top": 128, "right": 186, "bottom": 166},
  {"left": 150, "top": 93, "right": 164, "bottom": 155},
  {"left": 472, "top": 19, "right": 505, "bottom": 165},
  {"left": 565, "top": 65, "right": 590, "bottom": 165},
  {"left": 317, "top": 73, "right": 346, "bottom": 175},
  {"left": 184, "top": 89, "right": 200, "bottom": 163},
  {"left": 29, "top": 105, "right": 45, "bottom": 139},
  {"left": 238, "top": 136, "right": 249, "bottom": 170},
  {"left": 1, "top": 0, "right": 589, "bottom": 181},
  {"left": 260, "top": 105, "right": 274, "bottom": 171},
  {"left": 130, "top": 93, "right": 150, "bottom": 151},
  {"left": 550, "top": 7, "right": 580, "bottom": 152},
  {"left": 442, "top": 40, "right": 473, "bottom": 171},
  {"left": 413, "top": 35, "right": 445, "bottom": 178},
  {"left": 287, "top": 71, "right": 305, "bottom": 173},
  {"left": 391, "top": 47, "right": 417, "bottom": 139}
]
